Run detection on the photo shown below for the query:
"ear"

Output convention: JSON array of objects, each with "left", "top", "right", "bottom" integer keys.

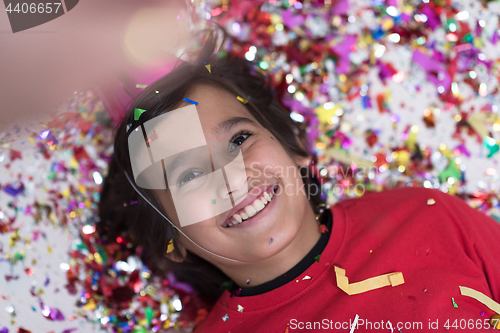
[{"left": 165, "top": 241, "right": 187, "bottom": 263}]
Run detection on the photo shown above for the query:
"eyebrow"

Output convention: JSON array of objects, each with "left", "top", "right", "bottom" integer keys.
[
  {"left": 212, "top": 117, "right": 256, "bottom": 137},
  {"left": 163, "top": 153, "right": 189, "bottom": 180}
]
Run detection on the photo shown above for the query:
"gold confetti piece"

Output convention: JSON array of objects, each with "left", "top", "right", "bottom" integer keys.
[
  {"left": 334, "top": 266, "right": 404, "bottom": 295},
  {"left": 325, "top": 148, "right": 374, "bottom": 168},
  {"left": 82, "top": 299, "right": 96, "bottom": 311},
  {"left": 468, "top": 112, "right": 497, "bottom": 139},
  {"left": 166, "top": 239, "right": 175, "bottom": 254},
  {"left": 490, "top": 314, "right": 500, "bottom": 329},
  {"left": 302, "top": 275, "right": 312, "bottom": 280},
  {"left": 236, "top": 96, "right": 248, "bottom": 104},
  {"left": 205, "top": 64, "right": 211, "bottom": 73},
  {"left": 459, "top": 286, "right": 500, "bottom": 315},
  {"left": 237, "top": 305, "right": 244, "bottom": 312},
  {"left": 427, "top": 198, "right": 436, "bottom": 205},
  {"left": 136, "top": 84, "right": 148, "bottom": 89}
]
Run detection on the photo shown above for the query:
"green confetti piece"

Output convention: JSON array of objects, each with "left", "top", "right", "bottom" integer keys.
[
  {"left": 134, "top": 108, "right": 147, "bottom": 121},
  {"left": 132, "top": 328, "right": 147, "bottom": 333},
  {"left": 76, "top": 243, "right": 88, "bottom": 250},
  {"left": 464, "top": 33, "right": 473, "bottom": 44},
  {"left": 14, "top": 251, "right": 25, "bottom": 261},
  {"left": 314, "top": 254, "right": 321, "bottom": 263},
  {"left": 438, "top": 160, "right": 461, "bottom": 183},
  {"left": 483, "top": 136, "right": 499, "bottom": 158},
  {"left": 212, "top": 199, "right": 216, "bottom": 204},
  {"left": 452, "top": 297, "right": 458, "bottom": 308},
  {"left": 144, "top": 306, "right": 154, "bottom": 325},
  {"left": 135, "top": 84, "right": 148, "bottom": 89},
  {"left": 96, "top": 246, "right": 108, "bottom": 265},
  {"left": 220, "top": 280, "right": 234, "bottom": 291}
]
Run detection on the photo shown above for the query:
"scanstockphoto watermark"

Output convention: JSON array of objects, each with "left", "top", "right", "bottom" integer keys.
[
  {"left": 289, "top": 318, "right": 423, "bottom": 330},
  {"left": 288, "top": 318, "right": 498, "bottom": 330},
  {"left": 248, "top": 162, "right": 378, "bottom": 198}
]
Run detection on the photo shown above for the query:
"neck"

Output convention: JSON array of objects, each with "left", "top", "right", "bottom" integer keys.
[{"left": 218, "top": 205, "right": 321, "bottom": 289}]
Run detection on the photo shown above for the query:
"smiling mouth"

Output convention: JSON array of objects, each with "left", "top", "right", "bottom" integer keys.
[{"left": 222, "top": 184, "right": 279, "bottom": 228}]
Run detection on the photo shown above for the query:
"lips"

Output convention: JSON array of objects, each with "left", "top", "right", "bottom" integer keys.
[{"left": 221, "top": 183, "right": 279, "bottom": 228}]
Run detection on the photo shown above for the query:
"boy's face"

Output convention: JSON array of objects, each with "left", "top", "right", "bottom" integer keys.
[{"left": 154, "top": 84, "right": 313, "bottom": 265}]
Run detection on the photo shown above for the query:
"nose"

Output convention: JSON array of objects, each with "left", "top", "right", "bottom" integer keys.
[{"left": 216, "top": 150, "right": 250, "bottom": 206}]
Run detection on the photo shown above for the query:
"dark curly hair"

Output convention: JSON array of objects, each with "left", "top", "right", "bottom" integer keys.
[{"left": 97, "top": 29, "right": 322, "bottom": 305}]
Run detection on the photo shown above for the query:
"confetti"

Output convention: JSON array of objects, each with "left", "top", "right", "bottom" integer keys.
[
  {"left": 302, "top": 275, "right": 312, "bottom": 280},
  {"left": 146, "top": 131, "right": 158, "bottom": 143},
  {"left": 335, "top": 266, "right": 404, "bottom": 295},
  {"left": 314, "top": 255, "right": 320, "bottom": 263},
  {"left": 236, "top": 96, "right": 248, "bottom": 104},
  {"left": 133, "top": 108, "right": 147, "bottom": 121},
  {"left": 182, "top": 97, "right": 198, "bottom": 105},
  {"left": 318, "top": 225, "right": 329, "bottom": 233},
  {"left": 491, "top": 314, "right": 500, "bottom": 329},
  {"left": 452, "top": 297, "right": 459, "bottom": 308},
  {"left": 427, "top": 199, "right": 436, "bottom": 205},
  {"left": 16, "top": 329, "right": 31, "bottom": 333},
  {"left": 166, "top": 239, "right": 175, "bottom": 254},
  {"left": 459, "top": 286, "right": 500, "bottom": 314},
  {"left": 205, "top": 64, "right": 211, "bottom": 73},
  {"left": 0, "top": 89, "right": 207, "bottom": 333},
  {"left": 237, "top": 305, "right": 244, "bottom": 312},
  {"left": 222, "top": 314, "right": 229, "bottom": 322},
  {"left": 135, "top": 84, "right": 148, "bottom": 89}
]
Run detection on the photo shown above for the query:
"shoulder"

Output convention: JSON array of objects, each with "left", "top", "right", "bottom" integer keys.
[
  {"left": 333, "top": 186, "right": 476, "bottom": 230},
  {"left": 334, "top": 186, "right": 498, "bottom": 238},
  {"left": 337, "top": 186, "right": 449, "bottom": 213}
]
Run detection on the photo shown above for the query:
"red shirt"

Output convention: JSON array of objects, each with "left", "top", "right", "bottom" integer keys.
[{"left": 194, "top": 187, "right": 500, "bottom": 332}]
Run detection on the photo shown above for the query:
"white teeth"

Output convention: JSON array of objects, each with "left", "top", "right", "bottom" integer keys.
[
  {"left": 245, "top": 205, "right": 257, "bottom": 218},
  {"left": 226, "top": 187, "right": 278, "bottom": 227},
  {"left": 253, "top": 199, "right": 265, "bottom": 211}
]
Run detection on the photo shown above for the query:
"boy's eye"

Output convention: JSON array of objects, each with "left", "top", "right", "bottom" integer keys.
[
  {"left": 179, "top": 170, "right": 202, "bottom": 186},
  {"left": 230, "top": 131, "right": 252, "bottom": 152}
]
